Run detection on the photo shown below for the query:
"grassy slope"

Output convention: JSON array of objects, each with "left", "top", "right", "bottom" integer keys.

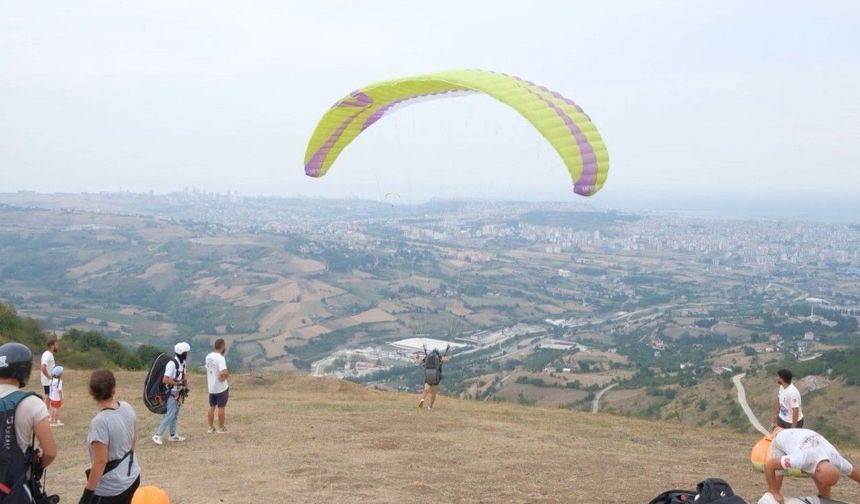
[{"left": 38, "top": 370, "right": 860, "bottom": 503}]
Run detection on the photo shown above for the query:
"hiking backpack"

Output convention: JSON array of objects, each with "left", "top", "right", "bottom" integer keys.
[
  {"left": 648, "top": 490, "right": 697, "bottom": 504},
  {"left": 424, "top": 350, "right": 443, "bottom": 386},
  {"left": 694, "top": 478, "right": 747, "bottom": 504},
  {"left": 0, "top": 390, "right": 44, "bottom": 503},
  {"left": 143, "top": 353, "right": 179, "bottom": 414}
]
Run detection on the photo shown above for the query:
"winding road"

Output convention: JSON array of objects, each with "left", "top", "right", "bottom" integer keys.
[
  {"left": 732, "top": 373, "right": 769, "bottom": 435},
  {"left": 591, "top": 383, "right": 618, "bottom": 414}
]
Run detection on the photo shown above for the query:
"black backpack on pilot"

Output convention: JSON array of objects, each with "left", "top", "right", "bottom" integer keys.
[
  {"left": 424, "top": 350, "right": 443, "bottom": 386},
  {"left": 0, "top": 390, "right": 56, "bottom": 503},
  {"left": 143, "top": 353, "right": 179, "bottom": 414}
]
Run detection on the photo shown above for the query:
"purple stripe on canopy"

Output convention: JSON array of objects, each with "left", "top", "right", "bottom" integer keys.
[
  {"left": 305, "top": 109, "right": 366, "bottom": 176},
  {"left": 334, "top": 91, "right": 373, "bottom": 108},
  {"left": 507, "top": 76, "right": 599, "bottom": 196},
  {"left": 504, "top": 73, "right": 590, "bottom": 119}
]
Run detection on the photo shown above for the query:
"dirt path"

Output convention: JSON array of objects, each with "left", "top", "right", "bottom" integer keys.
[
  {"left": 591, "top": 383, "right": 618, "bottom": 413},
  {"left": 732, "top": 373, "right": 769, "bottom": 435}
]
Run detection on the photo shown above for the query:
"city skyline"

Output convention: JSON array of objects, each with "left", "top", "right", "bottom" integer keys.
[{"left": 2, "top": 1, "right": 859, "bottom": 219}]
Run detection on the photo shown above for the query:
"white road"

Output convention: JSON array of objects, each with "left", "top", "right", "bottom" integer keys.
[
  {"left": 732, "top": 373, "right": 769, "bottom": 435},
  {"left": 591, "top": 383, "right": 618, "bottom": 414}
]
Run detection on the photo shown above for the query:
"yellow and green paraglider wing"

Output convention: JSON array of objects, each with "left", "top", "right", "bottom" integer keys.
[{"left": 304, "top": 69, "right": 609, "bottom": 197}]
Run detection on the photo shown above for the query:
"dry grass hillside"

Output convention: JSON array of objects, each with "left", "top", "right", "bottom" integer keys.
[{"left": 35, "top": 370, "right": 860, "bottom": 503}]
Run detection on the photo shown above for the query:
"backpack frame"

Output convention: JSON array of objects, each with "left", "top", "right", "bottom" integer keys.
[
  {"left": 0, "top": 390, "right": 52, "bottom": 503},
  {"left": 143, "top": 353, "right": 180, "bottom": 414}
]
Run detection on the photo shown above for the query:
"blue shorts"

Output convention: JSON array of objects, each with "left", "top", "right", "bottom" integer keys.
[{"left": 208, "top": 389, "right": 229, "bottom": 408}]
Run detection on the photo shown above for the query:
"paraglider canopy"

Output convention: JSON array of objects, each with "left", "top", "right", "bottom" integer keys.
[
  {"left": 132, "top": 486, "right": 170, "bottom": 504},
  {"left": 304, "top": 69, "right": 609, "bottom": 197}
]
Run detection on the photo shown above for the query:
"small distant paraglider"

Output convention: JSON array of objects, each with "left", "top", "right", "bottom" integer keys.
[{"left": 304, "top": 69, "right": 610, "bottom": 197}]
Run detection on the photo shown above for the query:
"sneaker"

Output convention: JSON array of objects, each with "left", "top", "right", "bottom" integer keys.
[
  {"left": 417, "top": 399, "right": 424, "bottom": 408},
  {"left": 207, "top": 426, "right": 216, "bottom": 434},
  {"left": 216, "top": 427, "right": 229, "bottom": 434},
  {"left": 168, "top": 434, "right": 186, "bottom": 442},
  {"left": 54, "top": 421, "right": 64, "bottom": 426},
  {"left": 152, "top": 434, "right": 163, "bottom": 445}
]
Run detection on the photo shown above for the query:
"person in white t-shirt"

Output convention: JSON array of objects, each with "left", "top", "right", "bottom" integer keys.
[
  {"left": 205, "top": 338, "right": 230, "bottom": 434},
  {"left": 765, "top": 427, "right": 860, "bottom": 503},
  {"left": 771, "top": 368, "right": 804, "bottom": 429},
  {"left": 40, "top": 337, "right": 58, "bottom": 407}
]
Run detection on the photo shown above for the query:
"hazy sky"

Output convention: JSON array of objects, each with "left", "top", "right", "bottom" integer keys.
[{"left": 1, "top": 1, "right": 859, "bottom": 214}]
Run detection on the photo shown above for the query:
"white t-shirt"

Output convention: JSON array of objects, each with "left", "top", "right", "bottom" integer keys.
[
  {"left": 205, "top": 351, "right": 229, "bottom": 394},
  {"left": 163, "top": 358, "right": 186, "bottom": 396},
  {"left": 49, "top": 378, "right": 63, "bottom": 402},
  {"left": 773, "top": 428, "right": 854, "bottom": 475},
  {"left": 0, "top": 384, "right": 50, "bottom": 452},
  {"left": 778, "top": 383, "right": 803, "bottom": 423},
  {"left": 40, "top": 350, "right": 54, "bottom": 387}
]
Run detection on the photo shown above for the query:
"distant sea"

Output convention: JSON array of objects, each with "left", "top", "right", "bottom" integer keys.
[{"left": 596, "top": 196, "right": 860, "bottom": 224}]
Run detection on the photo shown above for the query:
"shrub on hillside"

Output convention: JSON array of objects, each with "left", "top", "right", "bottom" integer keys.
[
  {"left": 0, "top": 303, "right": 49, "bottom": 349},
  {"left": 0, "top": 304, "right": 162, "bottom": 370}
]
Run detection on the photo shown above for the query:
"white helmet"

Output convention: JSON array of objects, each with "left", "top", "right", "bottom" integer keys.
[{"left": 174, "top": 342, "right": 191, "bottom": 354}]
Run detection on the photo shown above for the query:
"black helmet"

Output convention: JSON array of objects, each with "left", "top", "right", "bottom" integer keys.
[{"left": 0, "top": 342, "right": 33, "bottom": 388}]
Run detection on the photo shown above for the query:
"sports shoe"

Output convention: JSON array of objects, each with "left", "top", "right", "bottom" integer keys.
[
  {"left": 207, "top": 426, "right": 216, "bottom": 434},
  {"left": 54, "top": 421, "right": 64, "bottom": 426},
  {"left": 151, "top": 434, "right": 163, "bottom": 445},
  {"left": 216, "top": 427, "right": 229, "bottom": 434},
  {"left": 417, "top": 399, "right": 424, "bottom": 408},
  {"left": 168, "top": 434, "right": 186, "bottom": 442}
]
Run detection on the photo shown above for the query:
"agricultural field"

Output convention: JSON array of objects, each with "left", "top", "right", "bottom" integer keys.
[{"left": 1, "top": 194, "right": 859, "bottom": 434}]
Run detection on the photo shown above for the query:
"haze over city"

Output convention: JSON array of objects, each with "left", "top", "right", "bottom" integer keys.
[{"left": 2, "top": 1, "right": 859, "bottom": 221}]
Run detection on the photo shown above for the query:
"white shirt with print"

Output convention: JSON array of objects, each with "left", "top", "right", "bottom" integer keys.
[
  {"left": 49, "top": 378, "right": 63, "bottom": 401},
  {"left": 775, "top": 428, "right": 853, "bottom": 475},
  {"left": 40, "top": 350, "right": 54, "bottom": 386},
  {"left": 778, "top": 383, "right": 803, "bottom": 423},
  {"left": 205, "top": 352, "right": 229, "bottom": 394}
]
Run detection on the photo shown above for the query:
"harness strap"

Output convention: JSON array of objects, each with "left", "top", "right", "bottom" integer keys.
[
  {"left": 0, "top": 391, "right": 39, "bottom": 497},
  {"left": 103, "top": 450, "right": 134, "bottom": 477}
]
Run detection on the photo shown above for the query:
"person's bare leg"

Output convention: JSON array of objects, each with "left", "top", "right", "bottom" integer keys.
[
  {"left": 429, "top": 386, "right": 438, "bottom": 408},
  {"left": 217, "top": 407, "right": 226, "bottom": 429},
  {"left": 207, "top": 406, "right": 216, "bottom": 429},
  {"left": 418, "top": 384, "right": 429, "bottom": 407}
]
